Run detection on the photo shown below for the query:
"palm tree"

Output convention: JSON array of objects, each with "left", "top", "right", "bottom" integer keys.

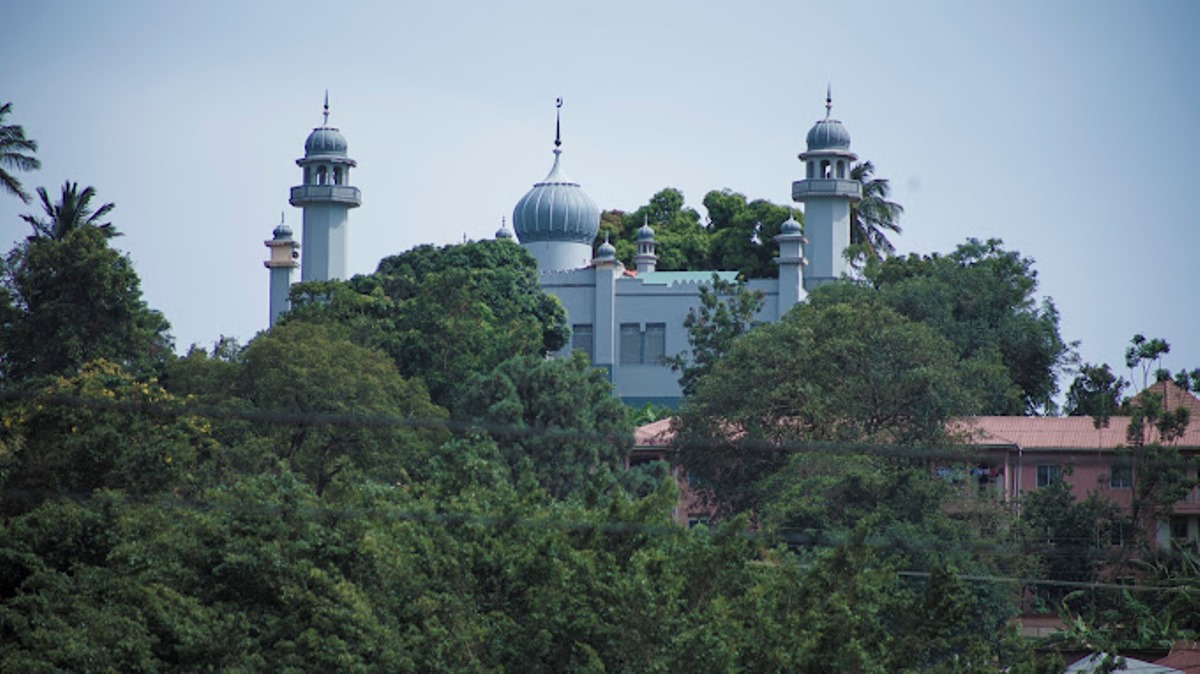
[
  {"left": 21, "top": 181, "right": 119, "bottom": 240},
  {"left": 849, "top": 161, "right": 903, "bottom": 263},
  {"left": 0, "top": 101, "right": 41, "bottom": 203}
]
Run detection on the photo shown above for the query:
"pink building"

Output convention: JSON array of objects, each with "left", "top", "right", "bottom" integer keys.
[{"left": 632, "top": 382, "right": 1200, "bottom": 544}]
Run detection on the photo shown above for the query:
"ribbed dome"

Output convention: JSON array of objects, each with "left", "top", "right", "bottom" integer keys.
[
  {"left": 780, "top": 216, "right": 802, "bottom": 235},
  {"left": 513, "top": 149, "right": 600, "bottom": 244},
  {"left": 636, "top": 222, "right": 655, "bottom": 241},
  {"left": 304, "top": 127, "right": 349, "bottom": 157},
  {"left": 596, "top": 240, "right": 616, "bottom": 259},
  {"left": 805, "top": 118, "right": 851, "bottom": 152},
  {"left": 272, "top": 222, "right": 294, "bottom": 240}
]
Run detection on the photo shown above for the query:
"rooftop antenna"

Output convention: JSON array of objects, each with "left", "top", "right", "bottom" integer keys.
[
  {"left": 555, "top": 97, "right": 563, "bottom": 148},
  {"left": 825, "top": 84, "right": 832, "bottom": 119},
  {"left": 323, "top": 90, "right": 330, "bottom": 126}
]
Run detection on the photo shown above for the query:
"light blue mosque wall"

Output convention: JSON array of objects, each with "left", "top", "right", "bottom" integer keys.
[{"left": 541, "top": 269, "right": 793, "bottom": 408}]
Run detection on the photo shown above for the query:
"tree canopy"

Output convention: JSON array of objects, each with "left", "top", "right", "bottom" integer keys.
[
  {"left": 865, "top": 237, "right": 1072, "bottom": 414},
  {"left": 598, "top": 187, "right": 797, "bottom": 277},
  {"left": 454, "top": 352, "right": 631, "bottom": 500},
  {"left": 675, "top": 288, "right": 979, "bottom": 515},
  {"left": 237, "top": 322, "right": 448, "bottom": 496},
  {"left": 282, "top": 238, "right": 568, "bottom": 407},
  {"left": 0, "top": 223, "right": 172, "bottom": 383}
]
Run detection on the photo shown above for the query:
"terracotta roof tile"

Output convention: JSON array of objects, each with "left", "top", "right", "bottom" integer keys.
[
  {"left": 636, "top": 386, "right": 1200, "bottom": 450},
  {"left": 634, "top": 418, "right": 674, "bottom": 447}
]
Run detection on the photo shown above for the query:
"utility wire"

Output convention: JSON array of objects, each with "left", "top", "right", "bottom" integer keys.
[{"left": 2, "top": 388, "right": 1197, "bottom": 468}]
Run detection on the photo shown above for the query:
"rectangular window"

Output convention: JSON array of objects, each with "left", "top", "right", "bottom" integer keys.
[
  {"left": 1110, "top": 519, "right": 1131, "bottom": 547},
  {"left": 644, "top": 323, "right": 666, "bottom": 365},
  {"left": 572, "top": 324, "right": 593, "bottom": 360},
  {"left": 1171, "top": 516, "right": 1191, "bottom": 542},
  {"left": 1036, "top": 464, "right": 1061, "bottom": 488},
  {"left": 620, "top": 323, "right": 641, "bottom": 365},
  {"left": 1109, "top": 462, "right": 1132, "bottom": 489}
]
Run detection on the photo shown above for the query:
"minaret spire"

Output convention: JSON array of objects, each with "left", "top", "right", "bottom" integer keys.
[
  {"left": 555, "top": 97, "right": 563, "bottom": 149},
  {"left": 323, "top": 90, "right": 330, "bottom": 126},
  {"left": 825, "top": 84, "right": 832, "bottom": 119}
]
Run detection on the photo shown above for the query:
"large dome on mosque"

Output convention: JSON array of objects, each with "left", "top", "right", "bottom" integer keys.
[{"left": 512, "top": 148, "right": 600, "bottom": 245}]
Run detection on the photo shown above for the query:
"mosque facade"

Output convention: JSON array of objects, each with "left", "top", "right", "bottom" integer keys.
[{"left": 273, "top": 93, "right": 862, "bottom": 407}]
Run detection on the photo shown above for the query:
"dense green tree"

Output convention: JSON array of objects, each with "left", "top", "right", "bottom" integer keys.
[
  {"left": 600, "top": 188, "right": 797, "bottom": 277},
  {"left": 1064, "top": 363, "right": 1128, "bottom": 425},
  {"left": 702, "top": 189, "right": 796, "bottom": 278},
  {"left": 0, "top": 102, "right": 39, "bottom": 203},
  {"left": 848, "top": 160, "right": 904, "bottom": 265},
  {"left": 675, "top": 288, "right": 978, "bottom": 514},
  {"left": 866, "top": 237, "right": 1072, "bottom": 414},
  {"left": 1020, "top": 479, "right": 1126, "bottom": 607},
  {"left": 598, "top": 188, "right": 709, "bottom": 271},
  {"left": 20, "top": 181, "right": 119, "bottom": 240},
  {"left": 284, "top": 238, "right": 568, "bottom": 406},
  {"left": 0, "top": 225, "right": 172, "bottom": 382},
  {"left": 0, "top": 360, "right": 212, "bottom": 515},
  {"left": 454, "top": 352, "right": 631, "bottom": 500},
  {"left": 238, "top": 322, "right": 448, "bottom": 496}
]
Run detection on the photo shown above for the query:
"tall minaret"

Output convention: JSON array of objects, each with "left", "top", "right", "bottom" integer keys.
[
  {"left": 791, "top": 87, "right": 861, "bottom": 290},
  {"left": 264, "top": 214, "right": 300, "bottom": 326},
  {"left": 289, "top": 92, "right": 361, "bottom": 282}
]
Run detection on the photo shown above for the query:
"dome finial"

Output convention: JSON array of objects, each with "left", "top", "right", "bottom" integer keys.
[
  {"left": 825, "top": 84, "right": 832, "bottom": 119},
  {"left": 323, "top": 90, "right": 330, "bottom": 127},
  {"left": 555, "top": 97, "right": 563, "bottom": 148}
]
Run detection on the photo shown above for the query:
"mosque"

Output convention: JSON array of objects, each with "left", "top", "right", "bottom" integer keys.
[{"left": 266, "top": 92, "right": 863, "bottom": 407}]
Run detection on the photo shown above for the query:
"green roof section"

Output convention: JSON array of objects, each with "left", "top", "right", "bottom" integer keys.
[{"left": 635, "top": 271, "right": 738, "bottom": 285}]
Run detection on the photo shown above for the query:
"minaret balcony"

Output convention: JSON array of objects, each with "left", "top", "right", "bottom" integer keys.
[
  {"left": 289, "top": 184, "right": 362, "bottom": 207},
  {"left": 791, "top": 179, "right": 862, "bottom": 202}
]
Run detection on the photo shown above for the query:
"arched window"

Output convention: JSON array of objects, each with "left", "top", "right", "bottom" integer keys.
[
  {"left": 333, "top": 166, "right": 343, "bottom": 185},
  {"left": 836, "top": 161, "right": 845, "bottom": 178},
  {"left": 304, "top": 166, "right": 311, "bottom": 184},
  {"left": 317, "top": 166, "right": 327, "bottom": 185},
  {"left": 821, "top": 160, "right": 831, "bottom": 179}
]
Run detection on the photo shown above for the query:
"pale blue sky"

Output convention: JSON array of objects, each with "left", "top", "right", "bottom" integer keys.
[{"left": 2, "top": 0, "right": 1197, "bottom": 396}]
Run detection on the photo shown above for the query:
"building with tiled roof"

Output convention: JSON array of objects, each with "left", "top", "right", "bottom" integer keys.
[{"left": 635, "top": 383, "right": 1200, "bottom": 543}]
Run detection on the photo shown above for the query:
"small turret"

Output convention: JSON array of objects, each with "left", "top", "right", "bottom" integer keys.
[
  {"left": 264, "top": 215, "right": 300, "bottom": 326},
  {"left": 634, "top": 217, "right": 657, "bottom": 274}
]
